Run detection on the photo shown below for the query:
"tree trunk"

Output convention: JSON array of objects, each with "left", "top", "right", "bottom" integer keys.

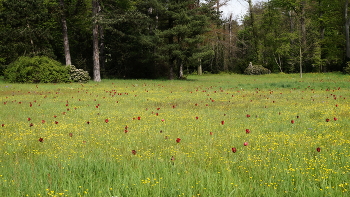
[
  {"left": 92, "top": 0, "right": 101, "bottom": 82},
  {"left": 179, "top": 61, "right": 184, "bottom": 78},
  {"left": 299, "top": 1, "right": 306, "bottom": 78},
  {"left": 99, "top": 25, "right": 105, "bottom": 76},
  {"left": 299, "top": 45, "right": 302, "bottom": 78},
  {"left": 198, "top": 58, "right": 202, "bottom": 75},
  {"left": 346, "top": 0, "right": 350, "bottom": 59},
  {"left": 59, "top": 0, "right": 71, "bottom": 66},
  {"left": 300, "top": 1, "right": 306, "bottom": 47}
]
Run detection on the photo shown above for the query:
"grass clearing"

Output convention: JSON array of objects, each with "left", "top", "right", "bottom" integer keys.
[{"left": 0, "top": 73, "right": 350, "bottom": 196}]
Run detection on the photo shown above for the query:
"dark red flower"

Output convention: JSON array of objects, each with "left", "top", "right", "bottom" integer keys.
[
  {"left": 195, "top": 116, "right": 199, "bottom": 120},
  {"left": 124, "top": 130, "right": 128, "bottom": 133},
  {"left": 291, "top": 120, "right": 295, "bottom": 124},
  {"left": 86, "top": 121, "right": 90, "bottom": 124},
  {"left": 30, "top": 123, "right": 34, "bottom": 127},
  {"left": 132, "top": 150, "right": 137, "bottom": 155},
  {"left": 54, "top": 115, "right": 57, "bottom": 118},
  {"left": 221, "top": 121, "right": 225, "bottom": 125},
  {"left": 28, "top": 117, "right": 31, "bottom": 121},
  {"left": 176, "top": 138, "right": 181, "bottom": 143},
  {"left": 334, "top": 117, "right": 338, "bottom": 121},
  {"left": 244, "top": 142, "right": 248, "bottom": 146},
  {"left": 325, "top": 118, "right": 330, "bottom": 122},
  {"left": 105, "top": 119, "right": 109, "bottom": 123},
  {"left": 231, "top": 147, "right": 237, "bottom": 153},
  {"left": 55, "top": 121, "right": 58, "bottom": 124},
  {"left": 246, "top": 114, "right": 250, "bottom": 118},
  {"left": 69, "top": 133, "right": 73, "bottom": 137},
  {"left": 137, "top": 117, "right": 141, "bottom": 120},
  {"left": 246, "top": 129, "right": 250, "bottom": 134},
  {"left": 316, "top": 147, "right": 321, "bottom": 152},
  {"left": 210, "top": 132, "right": 213, "bottom": 135},
  {"left": 38, "top": 138, "right": 43, "bottom": 142},
  {"left": 42, "top": 120, "right": 45, "bottom": 124},
  {"left": 1, "top": 124, "right": 4, "bottom": 127}
]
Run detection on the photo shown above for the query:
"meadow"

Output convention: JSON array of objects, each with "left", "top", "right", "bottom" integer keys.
[{"left": 0, "top": 73, "right": 349, "bottom": 197}]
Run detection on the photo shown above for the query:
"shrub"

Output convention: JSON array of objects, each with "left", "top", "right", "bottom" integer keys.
[
  {"left": 244, "top": 62, "right": 271, "bottom": 75},
  {"left": 68, "top": 65, "right": 90, "bottom": 83},
  {"left": 4, "top": 56, "right": 71, "bottom": 83},
  {"left": 344, "top": 61, "right": 350, "bottom": 74}
]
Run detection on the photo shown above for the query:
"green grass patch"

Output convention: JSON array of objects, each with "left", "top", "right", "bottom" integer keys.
[{"left": 0, "top": 73, "right": 350, "bottom": 196}]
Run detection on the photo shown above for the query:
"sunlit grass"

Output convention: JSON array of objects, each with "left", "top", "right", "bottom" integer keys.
[{"left": 0, "top": 73, "right": 349, "bottom": 196}]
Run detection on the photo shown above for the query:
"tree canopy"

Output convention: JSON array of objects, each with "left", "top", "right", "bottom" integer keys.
[{"left": 0, "top": 0, "right": 349, "bottom": 80}]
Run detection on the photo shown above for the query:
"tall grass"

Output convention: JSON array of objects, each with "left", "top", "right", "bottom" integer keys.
[{"left": 0, "top": 73, "right": 349, "bottom": 196}]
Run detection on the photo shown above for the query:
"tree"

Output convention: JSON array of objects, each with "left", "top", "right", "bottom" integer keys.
[
  {"left": 92, "top": 0, "right": 101, "bottom": 82},
  {"left": 346, "top": 0, "right": 350, "bottom": 61},
  {"left": 59, "top": 0, "right": 72, "bottom": 66}
]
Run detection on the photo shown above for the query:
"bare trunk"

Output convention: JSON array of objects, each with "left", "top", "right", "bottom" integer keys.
[
  {"left": 346, "top": 0, "right": 350, "bottom": 59},
  {"left": 59, "top": 0, "right": 71, "bottom": 66},
  {"left": 300, "top": 1, "right": 306, "bottom": 47},
  {"left": 299, "top": 45, "right": 302, "bottom": 78},
  {"left": 198, "top": 58, "right": 202, "bottom": 75},
  {"left": 92, "top": 0, "right": 101, "bottom": 82},
  {"left": 179, "top": 61, "right": 184, "bottom": 78},
  {"left": 299, "top": 1, "right": 306, "bottom": 78},
  {"left": 99, "top": 25, "right": 105, "bottom": 76}
]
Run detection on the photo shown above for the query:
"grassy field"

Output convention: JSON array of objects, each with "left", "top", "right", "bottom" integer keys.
[{"left": 0, "top": 73, "right": 349, "bottom": 196}]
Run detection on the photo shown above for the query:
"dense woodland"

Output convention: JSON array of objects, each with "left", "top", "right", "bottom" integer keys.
[{"left": 0, "top": 0, "right": 349, "bottom": 81}]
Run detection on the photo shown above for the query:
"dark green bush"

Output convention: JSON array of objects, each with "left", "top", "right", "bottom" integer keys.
[
  {"left": 4, "top": 56, "right": 71, "bottom": 83},
  {"left": 244, "top": 63, "right": 271, "bottom": 75},
  {"left": 69, "top": 65, "right": 90, "bottom": 83}
]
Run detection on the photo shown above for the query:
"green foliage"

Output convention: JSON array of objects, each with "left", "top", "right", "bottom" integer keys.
[
  {"left": 244, "top": 64, "right": 271, "bottom": 75},
  {"left": 68, "top": 65, "right": 90, "bottom": 83},
  {"left": 4, "top": 56, "right": 70, "bottom": 83}
]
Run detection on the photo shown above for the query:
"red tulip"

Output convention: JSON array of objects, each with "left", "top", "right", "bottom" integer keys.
[
  {"left": 138, "top": 117, "right": 141, "bottom": 120},
  {"left": 246, "top": 114, "right": 250, "bottom": 118},
  {"left": 316, "top": 147, "right": 321, "bottom": 152},
  {"left": 246, "top": 129, "right": 250, "bottom": 134},
  {"left": 231, "top": 147, "right": 237, "bottom": 153},
  {"left": 334, "top": 117, "right": 338, "bottom": 121},
  {"left": 291, "top": 120, "right": 295, "bottom": 124},
  {"left": 28, "top": 117, "right": 31, "bottom": 121},
  {"left": 244, "top": 142, "right": 248, "bottom": 146},
  {"left": 105, "top": 119, "right": 109, "bottom": 123},
  {"left": 195, "top": 116, "right": 199, "bottom": 120},
  {"left": 38, "top": 138, "right": 43, "bottom": 142},
  {"left": 1, "top": 124, "right": 4, "bottom": 127},
  {"left": 176, "top": 138, "right": 181, "bottom": 143},
  {"left": 55, "top": 121, "right": 59, "bottom": 124},
  {"left": 132, "top": 150, "right": 137, "bottom": 155},
  {"left": 221, "top": 121, "right": 225, "bottom": 125},
  {"left": 325, "top": 118, "right": 330, "bottom": 122}
]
